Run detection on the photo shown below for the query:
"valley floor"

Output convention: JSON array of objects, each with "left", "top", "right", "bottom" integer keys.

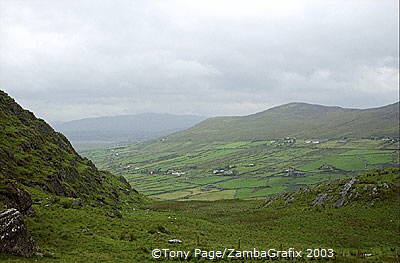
[{"left": 83, "top": 138, "right": 399, "bottom": 201}]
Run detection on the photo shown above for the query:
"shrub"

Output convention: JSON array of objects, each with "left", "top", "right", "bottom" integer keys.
[{"left": 60, "top": 199, "right": 73, "bottom": 209}]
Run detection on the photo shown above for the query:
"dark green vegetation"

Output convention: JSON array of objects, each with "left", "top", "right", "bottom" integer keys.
[
  {"left": 164, "top": 102, "right": 399, "bottom": 143},
  {"left": 52, "top": 113, "right": 206, "bottom": 151},
  {"left": 1, "top": 169, "right": 399, "bottom": 262},
  {"left": 83, "top": 138, "right": 399, "bottom": 200}
]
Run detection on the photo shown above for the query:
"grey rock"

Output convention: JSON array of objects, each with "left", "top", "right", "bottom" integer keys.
[
  {"left": 264, "top": 196, "right": 278, "bottom": 207},
  {"left": 312, "top": 193, "right": 330, "bottom": 206},
  {"left": 334, "top": 198, "right": 347, "bottom": 208},
  {"left": 0, "top": 184, "right": 35, "bottom": 216},
  {"left": 285, "top": 194, "right": 296, "bottom": 205},
  {"left": 339, "top": 178, "right": 358, "bottom": 197},
  {"left": 168, "top": 239, "right": 182, "bottom": 244},
  {"left": 0, "top": 209, "right": 37, "bottom": 257},
  {"left": 81, "top": 227, "right": 90, "bottom": 233},
  {"left": 106, "top": 211, "right": 122, "bottom": 218},
  {"left": 106, "top": 212, "right": 116, "bottom": 218},
  {"left": 368, "top": 186, "right": 379, "bottom": 198}
]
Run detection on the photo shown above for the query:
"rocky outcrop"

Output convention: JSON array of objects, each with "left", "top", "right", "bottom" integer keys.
[
  {"left": 312, "top": 193, "right": 330, "bottom": 206},
  {"left": 0, "top": 208, "right": 36, "bottom": 257},
  {"left": 339, "top": 178, "right": 358, "bottom": 197},
  {"left": 0, "top": 183, "right": 37, "bottom": 257},
  {"left": 0, "top": 183, "right": 35, "bottom": 216},
  {"left": 334, "top": 178, "right": 359, "bottom": 207},
  {"left": 263, "top": 169, "right": 399, "bottom": 210}
]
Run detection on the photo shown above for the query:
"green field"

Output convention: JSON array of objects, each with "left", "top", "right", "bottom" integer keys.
[{"left": 82, "top": 138, "right": 399, "bottom": 200}]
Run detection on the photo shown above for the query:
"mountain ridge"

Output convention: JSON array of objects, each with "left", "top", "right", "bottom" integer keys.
[
  {"left": 52, "top": 112, "right": 207, "bottom": 150},
  {"left": 163, "top": 101, "right": 399, "bottom": 143}
]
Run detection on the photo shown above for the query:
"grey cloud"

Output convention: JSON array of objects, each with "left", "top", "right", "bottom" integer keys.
[{"left": 0, "top": 0, "right": 398, "bottom": 121}]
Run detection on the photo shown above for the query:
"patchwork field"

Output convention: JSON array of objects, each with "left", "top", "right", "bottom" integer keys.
[{"left": 82, "top": 138, "right": 399, "bottom": 200}]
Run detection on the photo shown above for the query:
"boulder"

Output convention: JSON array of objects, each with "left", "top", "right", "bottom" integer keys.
[
  {"left": 0, "top": 183, "right": 35, "bottom": 216},
  {"left": 0, "top": 208, "right": 37, "bottom": 257},
  {"left": 334, "top": 198, "right": 347, "bottom": 208},
  {"left": 312, "top": 193, "right": 330, "bottom": 206},
  {"left": 168, "top": 239, "right": 182, "bottom": 244}
]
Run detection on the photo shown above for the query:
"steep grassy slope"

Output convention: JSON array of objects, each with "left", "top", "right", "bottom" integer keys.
[
  {"left": 0, "top": 90, "right": 143, "bottom": 210},
  {"left": 164, "top": 102, "right": 399, "bottom": 142}
]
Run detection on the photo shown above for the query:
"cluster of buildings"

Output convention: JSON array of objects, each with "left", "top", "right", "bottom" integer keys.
[
  {"left": 270, "top": 137, "right": 296, "bottom": 144},
  {"left": 165, "top": 169, "right": 186, "bottom": 176},
  {"left": 304, "top": 139, "right": 320, "bottom": 144},
  {"left": 319, "top": 164, "right": 336, "bottom": 171},
  {"left": 284, "top": 167, "right": 305, "bottom": 176},
  {"left": 212, "top": 165, "right": 238, "bottom": 176},
  {"left": 212, "top": 169, "right": 235, "bottom": 176}
]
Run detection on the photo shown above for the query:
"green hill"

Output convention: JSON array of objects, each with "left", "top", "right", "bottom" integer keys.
[
  {"left": 165, "top": 102, "right": 399, "bottom": 143},
  {"left": 0, "top": 90, "right": 146, "bottom": 257},
  {"left": 0, "top": 90, "right": 143, "bottom": 206}
]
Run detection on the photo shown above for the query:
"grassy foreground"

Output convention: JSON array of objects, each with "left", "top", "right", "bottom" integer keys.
[{"left": 1, "top": 168, "right": 399, "bottom": 262}]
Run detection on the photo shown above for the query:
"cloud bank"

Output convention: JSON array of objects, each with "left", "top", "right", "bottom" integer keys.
[{"left": 0, "top": 0, "right": 398, "bottom": 121}]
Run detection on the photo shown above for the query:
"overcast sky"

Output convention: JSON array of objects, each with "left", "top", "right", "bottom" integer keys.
[{"left": 0, "top": 0, "right": 398, "bottom": 121}]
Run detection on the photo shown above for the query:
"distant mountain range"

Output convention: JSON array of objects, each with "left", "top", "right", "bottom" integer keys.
[
  {"left": 52, "top": 102, "right": 399, "bottom": 149},
  {"left": 51, "top": 113, "right": 207, "bottom": 149},
  {"left": 163, "top": 102, "right": 399, "bottom": 143}
]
